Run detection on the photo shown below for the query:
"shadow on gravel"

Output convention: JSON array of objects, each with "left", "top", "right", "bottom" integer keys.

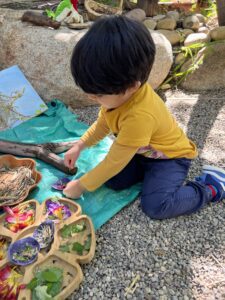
[
  {"left": 70, "top": 91, "right": 225, "bottom": 300},
  {"left": 152, "top": 91, "right": 225, "bottom": 299},
  {"left": 186, "top": 93, "right": 225, "bottom": 155}
]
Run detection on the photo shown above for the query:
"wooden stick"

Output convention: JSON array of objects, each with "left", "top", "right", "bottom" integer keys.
[
  {"left": 0, "top": 140, "right": 77, "bottom": 175},
  {"left": 21, "top": 11, "right": 61, "bottom": 29}
]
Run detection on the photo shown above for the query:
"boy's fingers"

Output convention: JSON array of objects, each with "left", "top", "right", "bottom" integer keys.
[
  {"left": 64, "top": 153, "right": 76, "bottom": 169},
  {"left": 62, "top": 189, "right": 69, "bottom": 197},
  {"left": 64, "top": 154, "right": 72, "bottom": 167},
  {"left": 64, "top": 158, "right": 69, "bottom": 168},
  {"left": 69, "top": 161, "right": 73, "bottom": 169},
  {"left": 69, "top": 158, "right": 75, "bottom": 169}
]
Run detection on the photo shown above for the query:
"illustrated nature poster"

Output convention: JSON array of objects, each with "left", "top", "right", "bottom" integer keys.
[{"left": 0, "top": 65, "right": 48, "bottom": 131}]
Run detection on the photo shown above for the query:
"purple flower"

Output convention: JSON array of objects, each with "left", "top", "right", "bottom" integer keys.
[
  {"left": 51, "top": 177, "right": 71, "bottom": 191},
  {"left": 46, "top": 199, "right": 71, "bottom": 221}
]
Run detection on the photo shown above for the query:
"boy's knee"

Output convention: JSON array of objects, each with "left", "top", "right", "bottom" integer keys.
[{"left": 141, "top": 193, "right": 170, "bottom": 220}]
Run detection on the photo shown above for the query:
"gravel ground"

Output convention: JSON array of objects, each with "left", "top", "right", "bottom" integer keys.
[{"left": 69, "top": 88, "right": 225, "bottom": 300}]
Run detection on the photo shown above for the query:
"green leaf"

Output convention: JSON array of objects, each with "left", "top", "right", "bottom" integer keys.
[
  {"left": 47, "top": 281, "right": 62, "bottom": 297},
  {"left": 60, "top": 223, "right": 86, "bottom": 238},
  {"left": 27, "top": 278, "right": 39, "bottom": 290},
  {"left": 34, "top": 285, "right": 53, "bottom": 300},
  {"left": 32, "top": 289, "right": 39, "bottom": 300},
  {"left": 84, "top": 235, "right": 91, "bottom": 251},
  {"left": 72, "top": 223, "right": 86, "bottom": 233},
  {"left": 72, "top": 242, "right": 84, "bottom": 255},
  {"left": 60, "top": 224, "right": 72, "bottom": 238},
  {"left": 59, "top": 243, "right": 71, "bottom": 253},
  {"left": 35, "top": 271, "right": 45, "bottom": 285},
  {"left": 42, "top": 268, "right": 63, "bottom": 283},
  {"left": 45, "top": 9, "right": 56, "bottom": 19},
  {"left": 30, "top": 267, "right": 63, "bottom": 299}
]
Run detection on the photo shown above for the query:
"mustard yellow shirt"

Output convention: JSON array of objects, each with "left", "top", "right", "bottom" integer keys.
[{"left": 80, "top": 83, "right": 197, "bottom": 191}]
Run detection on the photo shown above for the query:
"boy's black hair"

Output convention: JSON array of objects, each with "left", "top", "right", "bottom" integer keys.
[{"left": 71, "top": 15, "right": 156, "bottom": 95}]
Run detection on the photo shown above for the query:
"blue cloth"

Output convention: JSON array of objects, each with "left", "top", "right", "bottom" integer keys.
[
  {"left": 0, "top": 100, "right": 140, "bottom": 229},
  {"left": 106, "top": 155, "right": 212, "bottom": 219}
]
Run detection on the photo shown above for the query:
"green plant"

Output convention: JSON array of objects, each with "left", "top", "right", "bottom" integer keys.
[
  {"left": 191, "top": 0, "right": 217, "bottom": 18},
  {"left": 45, "top": 9, "right": 56, "bottom": 20},
  {"left": 158, "top": 40, "right": 223, "bottom": 90},
  {"left": 202, "top": 0, "right": 217, "bottom": 18}
]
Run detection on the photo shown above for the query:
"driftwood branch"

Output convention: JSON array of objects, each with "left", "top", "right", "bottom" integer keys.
[
  {"left": 21, "top": 11, "right": 61, "bottom": 29},
  {"left": 0, "top": 140, "right": 77, "bottom": 175}
]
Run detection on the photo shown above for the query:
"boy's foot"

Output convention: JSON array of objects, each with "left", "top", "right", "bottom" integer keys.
[
  {"left": 196, "top": 165, "right": 225, "bottom": 201},
  {"left": 195, "top": 174, "right": 206, "bottom": 183},
  {"left": 202, "top": 165, "right": 225, "bottom": 179}
]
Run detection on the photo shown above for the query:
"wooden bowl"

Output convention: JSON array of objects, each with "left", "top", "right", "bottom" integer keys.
[
  {"left": 0, "top": 155, "right": 42, "bottom": 207},
  {"left": 18, "top": 254, "right": 83, "bottom": 300},
  {"left": 41, "top": 197, "right": 82, "bottom": 223},
  {"left": 56, "top": 215, "right": 96, "bottom": 264}
]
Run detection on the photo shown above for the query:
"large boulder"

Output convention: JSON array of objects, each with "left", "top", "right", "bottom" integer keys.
[
  {"left": 183, "top": 15, "right": 200, "bottom": 31},
  {"left": 166, "top": 10, "right": 180, "bottom": 22},
  {"left": 156, "top": 16, "right": 177, "bottom": 31},
  {"left": 181, "top": 42, "right": 225, "bottom": 91},
  {"left": 143, "top": 18, "right": 157, "bottom": 30},
  {"left": 148, "top": 30, "right": 173, "bottom": 89},
  {"left": 210, "top": 26, "right": 225, "bottom": 41},
  {"left": 156, "top": 29, "right": 181, "bottom": 45},
  {"left": 184, "top": 32, "right": 211, "bottom": 46},
  {"left": 125, "top": 8, "right": 146, "bottom": 22},
  {"left": 0, "top": 9, "right": 173, "bottom": 106}
]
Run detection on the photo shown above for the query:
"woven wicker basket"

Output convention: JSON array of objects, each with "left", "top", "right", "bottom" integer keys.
[{"left": 85, "top": 0, "right": 123, "bottom": 21}]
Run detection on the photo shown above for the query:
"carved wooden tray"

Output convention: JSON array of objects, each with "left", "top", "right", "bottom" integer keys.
[
  {"left": 0, "top": 197, "right": 96, "bottom": 299},
  {"left": 0, "top": 155, "right": 42, "bottom": 207}
]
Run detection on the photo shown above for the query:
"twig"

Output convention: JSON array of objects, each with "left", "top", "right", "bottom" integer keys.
[
  {"left": 210, "top": 254, "right": 225, "bottom": 273},
  {"left": 210, "top": 279, "right": 225, "bottom": 287},
  {"left": 125, "top": 274, "right": 140, "bottom": 296}
]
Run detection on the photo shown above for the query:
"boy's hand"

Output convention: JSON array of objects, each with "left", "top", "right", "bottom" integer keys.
[
  {"left": 64, "top": 140, "right": 85, "bottom": 169},
  {"left": 63, "top": 179, "right": 85, "bottom": 199}
]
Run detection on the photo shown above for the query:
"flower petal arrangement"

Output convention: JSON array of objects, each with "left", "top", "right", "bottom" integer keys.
[
  {"left": 0, "top": 197, "right": 96, "bottom": 300},
  {"left": 45, "top": 197, "right": 72, "bottom": 222}
]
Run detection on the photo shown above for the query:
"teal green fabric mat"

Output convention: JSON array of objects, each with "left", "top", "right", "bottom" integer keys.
[{"left": 0, "top": 100, "right": 140, "bottom": 229}]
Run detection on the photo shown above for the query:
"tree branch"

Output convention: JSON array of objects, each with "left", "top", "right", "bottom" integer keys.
[{"left": 0, "top": 140, "right": 77, "bottom": 175}]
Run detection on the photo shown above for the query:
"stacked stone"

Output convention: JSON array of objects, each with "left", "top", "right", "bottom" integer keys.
[
  {"left": 125, "top": 8, "right": 225, "bottom": 91},
  {"left": 126, "top": 8, "right": 225, "bottom": 47}
]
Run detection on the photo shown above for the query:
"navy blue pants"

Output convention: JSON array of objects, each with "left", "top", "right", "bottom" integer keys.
[{"left": 105, "top": 155, "right": 212, "bottom": 219}]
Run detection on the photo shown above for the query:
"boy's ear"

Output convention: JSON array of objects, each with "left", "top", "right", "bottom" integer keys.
[{"left": 128, "top": 81, "right": 141, "bottom": 94}]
